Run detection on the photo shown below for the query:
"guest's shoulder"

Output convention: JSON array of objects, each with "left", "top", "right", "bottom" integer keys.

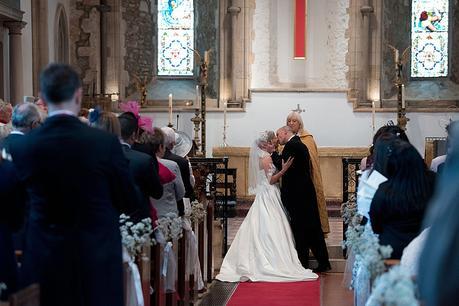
[{"left": 159, "top": 158, "right": 180, "bottom": 172}]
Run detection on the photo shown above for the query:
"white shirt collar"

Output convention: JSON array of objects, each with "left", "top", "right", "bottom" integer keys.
[
  {"left": 288, "top": 134, "right": 295, "bottom": 142},
  {"left": 10, "top": 130, "right": 24, "bottom": 135},
  {"left": 120, "top": 140, "right": 131, "bottom": 148},
  {"left": 48, "top": 110, "right": 76, "bottom": 117}
]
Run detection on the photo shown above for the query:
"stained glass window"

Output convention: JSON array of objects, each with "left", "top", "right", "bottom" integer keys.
[
  {"left": 158, "top": 0, "right": 194, "bottom": 76},
  {"left": 411, "top": 0, "right": 449, "bottom": 78}
]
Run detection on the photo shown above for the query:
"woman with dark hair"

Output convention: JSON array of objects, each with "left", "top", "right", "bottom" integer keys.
[
  {"left": 369, "top": 138, "right": 435, "bottom": 259},
  {"left": 360, "top": 124, "right": 409, "bottom": 171}
]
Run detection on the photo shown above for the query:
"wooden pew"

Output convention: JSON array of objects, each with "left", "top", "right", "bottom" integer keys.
[
  {"left": 137, "top": 243, "right": 151, "bottom": 306},
  {"left": 1, "top": 284, "right": 40, "bottom": 306},
  {"left": 177, "top": 232, "right": 189, "bottom": 306},
  {"left": 151, "top": 244, "right": 165, "bottom": 306}
]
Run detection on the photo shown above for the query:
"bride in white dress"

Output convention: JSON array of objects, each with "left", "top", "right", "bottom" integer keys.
[{"left": 216, "top": 131, "right": 318, "bottom": 282}]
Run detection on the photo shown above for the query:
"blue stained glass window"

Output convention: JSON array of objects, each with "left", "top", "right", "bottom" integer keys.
[
  {"left": 158, "top": 0, "right": 194, "bottom": 76},
  {"left": 411, "top": 0, "right": 449, "bottom": 78}
]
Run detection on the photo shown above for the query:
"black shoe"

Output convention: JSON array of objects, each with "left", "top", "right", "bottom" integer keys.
[{"left": 313, "top": 264, "right": 331, "bottom": 273}]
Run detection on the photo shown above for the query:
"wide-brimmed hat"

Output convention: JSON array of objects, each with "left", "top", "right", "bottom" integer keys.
[{"left": 172, "top": 131, "right": 193, "bottom": 157}]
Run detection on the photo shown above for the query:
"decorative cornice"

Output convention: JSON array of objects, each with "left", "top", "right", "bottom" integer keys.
[
  {"left": 212, "top": 146, "right": 369, "bottom": 158},
  {"left": 0, "top": 2, "right": 24, "bottom": 21}
]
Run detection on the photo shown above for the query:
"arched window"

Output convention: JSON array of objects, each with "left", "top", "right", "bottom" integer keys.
[
  {"left": 411, "top": 0, "right": 449, "bottom": 77},
  {"left": 157, "top": 0, "right": 194, "bottom": 76},
  {"left": 55, "top": 5, "right": 69, "bottom": 64}
]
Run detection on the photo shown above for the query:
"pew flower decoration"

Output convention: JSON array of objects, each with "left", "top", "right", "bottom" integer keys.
[
  {"left": 119, "top": 214, "right": 154, "bottom": 258},
  {"left": 367, "top": 265, "right": 419, "bottom": 306},
  {"left": 341, "top": 197, "right": 358, "bottom": 225},
  {"left": 190, "top": 200, "right": 206, "bottom": 223},
  {"left": 156, "top": 213, "right": 183, "bottom": 242}
]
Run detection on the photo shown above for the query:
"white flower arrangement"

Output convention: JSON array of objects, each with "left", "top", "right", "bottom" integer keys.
[
  {"left": 119, "top": 214, "right": 154, "bottom": 258},
  {"left": 189, "top": 200, "right": 207, "bottom": 224},
  {"left": 341, "top": 198, "right": 358, "bottom": 225},
  {"left": 156, "top": 212, "right": 183, "bottom": 242},
  {"left": 366, "top": 265, "right": 419, "bottom": 306}
]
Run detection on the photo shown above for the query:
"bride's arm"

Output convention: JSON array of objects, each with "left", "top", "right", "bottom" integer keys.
[{"left": 261, "top": 156, "right": 293, "bottom": 185}]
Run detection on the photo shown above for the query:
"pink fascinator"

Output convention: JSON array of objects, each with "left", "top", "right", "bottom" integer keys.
[{"left": 119, "top": 100, "right": 153, "bottom": 132}]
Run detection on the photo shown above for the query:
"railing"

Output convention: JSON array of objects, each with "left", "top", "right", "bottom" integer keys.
[{"left": 342, "top": 158, "right": 361, "bottom": 258}]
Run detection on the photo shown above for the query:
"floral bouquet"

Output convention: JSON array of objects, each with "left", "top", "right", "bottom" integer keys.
[
  {"left": 119, "top": 214, "right": 154, "bottom": 258},
  {"left": 189, "top": 200, "right": 207, "bottom": 224},
  {"left": 367, "top": 265, "right": 419, "bottom": 306},
  {"left": 156, "top": 213, "right": 183, "bottom": 242}
]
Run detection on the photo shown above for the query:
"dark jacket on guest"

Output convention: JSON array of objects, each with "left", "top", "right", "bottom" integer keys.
[
  {"left": 0, "top": 159, "right": 23, "bottom": 299},
  {"left": 369, "top": 172, "right": 436, "bottom": 259},
  {"left": 0, "top": 132, "right": 23, "bottom": 153},
  {"left": 9, "top": 115, "right": 144, "bottom": 306},
  {"left": 122, "top": 144, "right": 163, "bottom": 212}
]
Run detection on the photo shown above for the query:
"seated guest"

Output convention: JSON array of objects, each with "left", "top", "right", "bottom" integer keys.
[
  {"left": 145, "top": 127, "right": 185, "bottom": 217},
  {"left": 118, "top": 112, "right": 163, "bottom": 217},
  {"left": 418, "top": 124, "right": 459, "bottom": 306},
  {"left": 369, "top": 137, "right": 435, "bottom": 259}
]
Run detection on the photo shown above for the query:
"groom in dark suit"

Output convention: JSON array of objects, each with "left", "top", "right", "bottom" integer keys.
[
  {"left": 276, "top": 126, "right": 331, "bottom": 272},
  {"left": 8, "top": 64, "right": 143, "bottom": 306}
]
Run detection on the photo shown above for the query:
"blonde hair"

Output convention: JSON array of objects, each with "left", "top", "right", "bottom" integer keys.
[{"left": 286, "top": 111, "right": 304, "bottom": 133}]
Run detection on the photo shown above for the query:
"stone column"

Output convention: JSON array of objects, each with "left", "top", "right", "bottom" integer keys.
[
  {"left": 227, "top": 4, "right": 241, "bottom": 103},
  {"left": 360, "top": 2, "right": 373, "bottom": 103},
  {"left": 5, "top": 21, "right": 26, "bottom": 105}
]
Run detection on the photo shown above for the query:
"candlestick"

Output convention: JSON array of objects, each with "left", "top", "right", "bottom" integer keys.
[
  {"left": 168, "top": 93, "right": 173, "bottom": 124},
  {"left": 204, "top": 51, "right": 209, "bottom": 65},
  {"left": 372, "top": 100, "right": 376, "bottom": 133},
  {"left": 401, "top": 85, "right": 406, "bottom": 109},
  {"left": 195, "top": 85, "right": 200, "bottom": 109},
  {"left": 223, "top": 101, "right": 227, "bottom": 128}
]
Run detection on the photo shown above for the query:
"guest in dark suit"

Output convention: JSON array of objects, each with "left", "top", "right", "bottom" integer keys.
[
  {"left": 0, "top": 102, "right": 42, "bottom": 152},
  {"left": 276, "top": 126, "right": 330, "bottom": 272},
  {"left": 369, "top": 136, "right": 435, "bottom": 259},
  {"left": 8, "top": 63, "right": 142, "bottom": 306},
  {"left": 0, "top": 158, "right": 23, "bottom": 300},
  {"left": 118, "top": 112, "right": 163, "bottom": 213},
  {"left": 1, "top": 102, "right": 42, "bottom": 252}
]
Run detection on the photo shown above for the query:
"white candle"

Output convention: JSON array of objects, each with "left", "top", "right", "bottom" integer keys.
[
  {"left": 204, "top": 51, "right": 209, "bottom": 64},
  {"left": 395, "top": 49, "right": 399, "bottom": 69},
  {"left": 223, "top": 101, "right": 227, "bottom": 128},
  {"left": 195, "top": 85, "right": 200, "bottom": 109},
  {"left": 372, "top": 100, "right": 376, "bottom": 132},
  {"left": 168, "top": 93, "right": 173, "bottom": 124},
  {"left": 401, "top": 85, "right": 406, "bottom": 109}
]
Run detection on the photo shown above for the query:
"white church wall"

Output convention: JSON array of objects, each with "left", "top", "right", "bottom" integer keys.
[
  {"left": 251, "top": 0, "right": 349, "bottom": 89},
  {"left": 143, "top": 91, "right": 458, "bottom": 157}
]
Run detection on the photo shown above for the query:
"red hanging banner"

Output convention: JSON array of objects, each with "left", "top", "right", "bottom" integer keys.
[{"left": 294, "top": 0, "right": 307, "bottom": 59}]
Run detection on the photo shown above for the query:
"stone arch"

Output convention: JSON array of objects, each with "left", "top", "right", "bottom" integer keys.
[{"left": 54, "top": 4, "right": 69, "bottom": 64}]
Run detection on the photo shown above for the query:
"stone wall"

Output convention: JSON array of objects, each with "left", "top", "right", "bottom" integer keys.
[
  {"left": 381, "top": 0, "right": 410, "bottom": 100},
  {"left": 70, "top": 0, "right": 101, "bottom": 95},
  {"left": 121, "top": 0, "right": 155, "bottom": 97}
]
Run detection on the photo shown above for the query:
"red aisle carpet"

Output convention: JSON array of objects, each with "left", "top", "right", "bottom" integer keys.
[{"left": 227, "top": 280, "right": 320, "bottom": 306}]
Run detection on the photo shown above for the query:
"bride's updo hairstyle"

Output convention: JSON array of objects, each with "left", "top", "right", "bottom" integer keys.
[{"left": 256, "top": 130, "right": 276, "bottom": 150}]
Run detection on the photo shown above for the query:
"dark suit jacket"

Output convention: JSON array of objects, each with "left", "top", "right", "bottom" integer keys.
[
  {"left": 280, "top": 136, "right": 322, "bottom": 231},
  {"left": 0, "top": 160, "right": 23, "bottom": 298},
  {"left": 9, "top": 115, "right": 143, "bottom": 306},
  {"left": 163, "top": 149, "right": 194, "bottom": 199},
  {"left": 0, "top": 132, "right": 23, "bottom": 153},
  {"left": 122, "top": 144, "right": 163, "bottom": 211}
]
